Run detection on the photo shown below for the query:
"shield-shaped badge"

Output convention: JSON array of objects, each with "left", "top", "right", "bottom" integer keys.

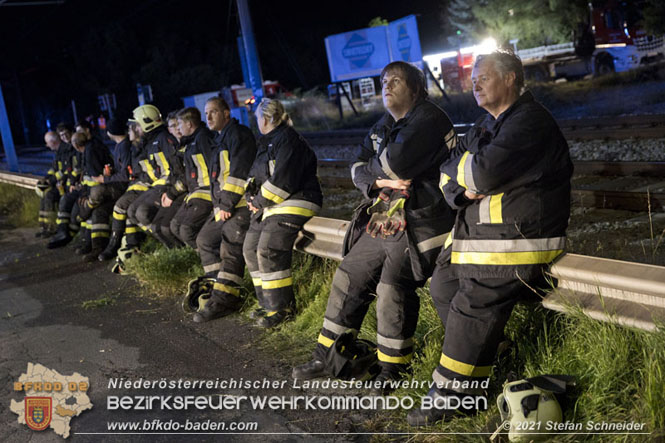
[{"left": 25, "top": 397, "right": 52, "bottom": 431}]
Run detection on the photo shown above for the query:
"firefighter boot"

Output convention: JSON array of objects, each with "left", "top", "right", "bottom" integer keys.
[
  {"left": 98, "top": 233, "right": 122, "bottom": 261},
  {"left": 291, "top": 359, "right": 327, "bottom": 381},
  {"left": 192, "top": 292, "right": 243, "bottom": 323},
  {"left": 46, "top": 230, "right": 71, "bottom": 249}
]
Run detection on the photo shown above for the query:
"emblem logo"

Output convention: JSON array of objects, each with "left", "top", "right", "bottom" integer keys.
[{"left": 25, "top": 397, "right": 52, "bottom": 431}]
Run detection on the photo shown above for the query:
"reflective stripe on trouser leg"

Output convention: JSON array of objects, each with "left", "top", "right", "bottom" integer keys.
[
  {"left": 375, "top": 281, "right": 419, "bottom": 367},
  {"left": 314, "top": 232, "right": 389, "bottom": 361},
  {"left": 242, "top": 219, "right": 263, "bottom": 305},
  {"left": 432, "top": 276, "right": 525, "bottom": 395},
  {"left": 56, "top": 191, "right": 79, "bottom": 233},
  {"left": 90, "top": 203, "right": 112, "bottom": 249},
  {"left": 255, "top": 215, "right": 308, "bottom": 312},
  {"left": 196, "top": 215, "right": 222, "bottom": 277},
  {"left": 211, "top": 207, "right": 250, "bottom": 304},
  {"left": 111, "top": 188, "right": 145, "bottom": 234}
]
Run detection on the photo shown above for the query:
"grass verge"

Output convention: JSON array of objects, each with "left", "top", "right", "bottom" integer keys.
[{"left": 0, "top": 183, "right": 40, "bottom": 228}]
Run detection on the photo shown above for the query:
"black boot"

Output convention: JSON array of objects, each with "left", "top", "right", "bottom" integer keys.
[
  {"left": 47, "top": 230, "right": 71, "bottom": 249},
  {"left": 98, "top": 233, "right": 122, "bottom": 261}
]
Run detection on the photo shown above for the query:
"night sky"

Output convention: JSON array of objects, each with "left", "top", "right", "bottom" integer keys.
[{"left": 0, "top": 0, "right": 447, "bottom": 144}]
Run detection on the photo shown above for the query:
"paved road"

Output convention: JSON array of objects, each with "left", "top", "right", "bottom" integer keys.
[{"left": 0, "top": 225, "right": 375, "bottom": 442}]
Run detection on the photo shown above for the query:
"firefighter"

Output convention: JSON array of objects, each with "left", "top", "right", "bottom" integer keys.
[
  {"left": 68, "top": 129, "right": 115, "bottom": 261},
  {"left": 292, "top": 61, "right": 457, "bottom": 394},
  {"left": 125, "top": 105, "right": 181, "bottom": 240},
  {"left": 243, "top": 98, "right": 322, "bottom": 328},
  {"left": 47, "top": 123, "right": 79, "bottom": 248},
  {"left": 192, "top": 97, "right": 256, "bottom": 323},
  {"left": 35, "top": 131, "right": 64, "bottom": 237},
  {"left": 407, "top": 51, "right": 573, "bottom": 426},
  {"left": 165, "top": 107, "right": 216, "bottom": 248}
]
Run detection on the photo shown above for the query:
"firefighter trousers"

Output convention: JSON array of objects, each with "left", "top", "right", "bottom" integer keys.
[
  {"left": 39, "top": 187, "right": 60, "bottom": 229},
  {"left": 429, "top": 262, "right": 545, "bottom": 396},
  {"left": 196, "top": 207, "right": 250, "bottom": 305},
  {"left": 127, "top": 186, "right": 164, "bottom": 232},
  {"left": 149, "top": 194, "right": 185, "bottom": 248},
  {"left": 170, "top": 197, "right": 212, "bottom": 249},
  {"left": 313, "top": 230, "right": 423, "bottom": 374},
  {"left": 242, "top": 214, "right": 309, "bottom": 313},
  {"left": 56, "top": 190, "right": 81, "bottom": 237},
  {"left": 112, "top": 187, "right": 148, "bottom": 248}
]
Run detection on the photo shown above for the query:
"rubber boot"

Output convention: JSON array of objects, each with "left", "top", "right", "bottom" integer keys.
[{"left": 98, "top": 232, "right": 122, "bottom": 261}]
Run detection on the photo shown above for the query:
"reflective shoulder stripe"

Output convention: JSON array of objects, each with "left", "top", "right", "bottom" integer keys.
[
  {"left": 439, "top": 173, "right": 450, "bottom": 194},
  {"left": 416, "top": 232, "right": 449, "bottom": 253},
  {"left": 156, "top": 152, "right": 170, "bottom": 176},
  {"left": 379, "top": 148, "right": 399, "bottom": 179},
  {"left": 444, "top": 231, "right": 453, "bottom": 249},
  {"left": 440, "top": 353, "right": 492, "bottom": 377}
]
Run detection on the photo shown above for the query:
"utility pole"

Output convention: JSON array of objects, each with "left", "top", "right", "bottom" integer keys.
[
  {"left": 0, "top": 83, "right": 19, "bottom": 172},
  {"left": 236, "top": 0, "right": 264, "bottom": 109}
]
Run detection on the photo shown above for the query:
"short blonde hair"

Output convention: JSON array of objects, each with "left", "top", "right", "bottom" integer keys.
[{"left": 256, "top": 98, "right": 292, "bottom": 127}]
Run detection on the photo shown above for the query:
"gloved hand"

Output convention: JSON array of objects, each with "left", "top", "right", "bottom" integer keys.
[{"left": 365, "top": 189, "right": 408, "bottom": 238}]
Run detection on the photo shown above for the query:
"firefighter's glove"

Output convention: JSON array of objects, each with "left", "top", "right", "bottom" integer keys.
[{"left": 365, "top": 192, "right": 407, "bottom": 238}]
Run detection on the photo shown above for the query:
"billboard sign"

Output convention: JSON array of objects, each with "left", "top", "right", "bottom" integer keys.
[{"left": 325, "top": 15, "right": 423, "bottom": 82}]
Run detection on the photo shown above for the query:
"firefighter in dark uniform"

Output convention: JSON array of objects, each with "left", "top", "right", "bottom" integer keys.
[
  {"left": 126, "top": 105, "right": 181, "bottom": 238},
  {"left": 292, "top": 61, "right": 457, "bottom": 392},
  {"left": 69, "top": 130, "right": 115, "bottom": 261},
  {"left": 193, "top": 97, "right": 256, "bottom": 322},
  {"left": 92, "top": 118, "right": 142, "bottom": 260},
  {"left": 35, "top": 131, "right": 65, "bottom": 237},
  {"left": 164, "top": 107, "right": 216, "bottom": 248},
  {"left": 243, "top": 98, "right": 323, "bottom": 328},
  {"left": 407, "top": 51, "right": 573, "bottom": 426},
  {"left": 48, "top": 124, "right": 82, "bottom": 248}
]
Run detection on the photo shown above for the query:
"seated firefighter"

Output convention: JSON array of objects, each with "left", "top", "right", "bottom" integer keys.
[
  {"left": 407, "top": 51, "right": 573, "bottom": 426},
  {"left": 243, "top": 98, "right": 323, "bottom": 328},
  {"left": 35, "top": 130, "right": 66, "bottom": 237},
  {"left": 191, "top": 97, "right": 257, "bottom": 323},
  {"left": 292, "top": 61, "right": 457, "bottom": 394}
]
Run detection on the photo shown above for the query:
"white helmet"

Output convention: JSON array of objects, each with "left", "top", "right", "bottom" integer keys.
[
  {"left": 496, "top": 376, "right": 574, "bottom": 442},
  {"left": 129, "top": 104, "right": 163, "bottom": 132}
]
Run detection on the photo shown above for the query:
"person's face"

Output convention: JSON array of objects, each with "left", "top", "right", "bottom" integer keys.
[
  {"left": 177, "top": 118, "right": 195, "bottom": 137},
  {"left": 205, "top": 102, "right": 230, "bottom": 132},
  {"left": 168, "top": 119, "right": 182, "bottom": 140},
  {"left": 45, "top": 135, "right": 59, "bottom": 151},
  {"left": 58, "top": 129, "right": 72, "bottom": 144},
  {"left": 382, "top": 69, "right": 416, "bottom": 119},
  {"left": 471, "top": 59, "right": 516, "bottom": 116}
]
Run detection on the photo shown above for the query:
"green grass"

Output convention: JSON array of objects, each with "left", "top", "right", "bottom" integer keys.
[
  {"left": 256, "top": 256, "right": 665, "bottom": 440},
  {"left": 0, "top": 183, "right": 40, "bottom": 228},
  {"left": 81, "top": 296, "right": 116, "bottom": 309},
  {"left": 123, "top": 241, "right": 203, "bottom": 297}
]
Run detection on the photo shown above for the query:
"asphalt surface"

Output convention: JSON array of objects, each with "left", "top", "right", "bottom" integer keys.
[{"left": 0, "top": 225, "right": 376, "bottom": 442}]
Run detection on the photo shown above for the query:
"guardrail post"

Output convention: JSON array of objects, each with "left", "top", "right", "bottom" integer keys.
[{"left": 0, "top": 83, "right": 19, "bottom": 172}]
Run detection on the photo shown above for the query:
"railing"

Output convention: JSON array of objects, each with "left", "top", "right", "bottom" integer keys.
[{"left": 2, "top": 171, "right": 664, "bottom": 331}]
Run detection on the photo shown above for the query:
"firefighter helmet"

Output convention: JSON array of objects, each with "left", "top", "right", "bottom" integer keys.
[
  {"left": 496, "top": 378, "right": 564, "bottom": 441},
  {"left": 129, "top": 104, "right": 163, "bottom": 132}
]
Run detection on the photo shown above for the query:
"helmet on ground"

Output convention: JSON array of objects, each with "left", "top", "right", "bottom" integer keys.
[
  {"left": 497, "top": 376, "right": 573, "bottom": 441},
  {"left": 129, "top": 104, "right": 163, "bottom": 132}
]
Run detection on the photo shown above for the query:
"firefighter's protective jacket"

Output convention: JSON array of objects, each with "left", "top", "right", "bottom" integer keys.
[
  {"left": 81, "top": 138, "right": 114, "bottom": 189},
  {"left": 350, "top": 98, "right": 457, "bottom": 281},
  {"left": 248, "top": 123, "right": 322, "bottom": 219},
  {"left": 440, "top": 91, "right": 572, "bottom": 280},
  {"left": 210, "top": 118, "right": 257, "bottom": 218},
  {"left": 165, "top": 125, "right": 215, "bottom": 201},
  {"left": 142, "top": 126, "right": 181, "bottom": 187},
  {"left": 103, "top": 138, "right": 132, "bottom": 184}
]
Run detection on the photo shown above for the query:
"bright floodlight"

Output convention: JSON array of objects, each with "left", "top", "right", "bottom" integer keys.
[{"left": 477, "top": 38, "right": 497, "bottom": 55}]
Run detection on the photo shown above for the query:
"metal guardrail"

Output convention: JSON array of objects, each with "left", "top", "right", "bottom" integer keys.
[{"left": 2, "top": 171, "right": 664, "bottom": 331}]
